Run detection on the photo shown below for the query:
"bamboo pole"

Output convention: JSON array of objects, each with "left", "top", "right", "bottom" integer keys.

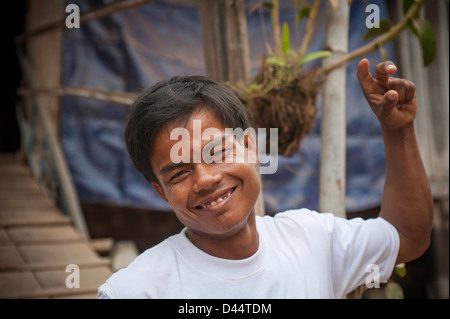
[
  {"left": 319, "top": 0, "right": 349, "bottom": 218},
  {"left": 17, "top": 86, "right": 138, "bottom": 106}
]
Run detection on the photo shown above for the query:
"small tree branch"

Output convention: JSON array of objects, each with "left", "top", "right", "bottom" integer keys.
[
  {"left": 297, "top": 0, "right": 322, "bottom": 59},
  {"left": 271, "top": 0, "right": 282, "bottom": 55},
  {"left": 317, "top": 0, "right": 425, "bottom": 76}
]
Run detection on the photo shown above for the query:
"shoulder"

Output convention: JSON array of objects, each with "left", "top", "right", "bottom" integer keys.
[
  {"left": 255, "top": 208, "right": 338, "bottom": 250},
  {"left": 257, "top": 208, "right": 336, "bottom": 235},
  {"left": 97, "top": 234, "right": 181, "bottom": 299},
  {"left": 256, "top": 208, "right": 397, "bottom": 248},
  {"left": 261, "top": 208, "right": 397, "bottom": 237}
]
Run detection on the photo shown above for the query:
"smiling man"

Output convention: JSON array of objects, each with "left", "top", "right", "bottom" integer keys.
[
  {"left": 97, "top": 59, "right": 433, "bottom": 299},
  {"left": 150, "top": 108, "right": 261, "bottom": 260}
]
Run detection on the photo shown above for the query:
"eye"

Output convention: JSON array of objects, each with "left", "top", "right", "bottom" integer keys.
[
  {"left": 169, "top": 170, "right": 188, "bottom": 182},
  {"left": 212, "top": 139, "right": 234, "bottom": 158},
  {"left": 212, "top": 148, "right": 233, "bottom": 162},
  {"left": 212, "top": 148, "right": 226, "bottom": 157}
]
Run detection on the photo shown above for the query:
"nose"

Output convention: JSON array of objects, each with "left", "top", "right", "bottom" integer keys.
[{"left": 192, "top": 163, "right": 222, "bottom": 193}]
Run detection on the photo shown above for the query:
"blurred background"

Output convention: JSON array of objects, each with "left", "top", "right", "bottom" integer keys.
[{"left": 1, "top": 0, "right": 448, "bottom": 298}]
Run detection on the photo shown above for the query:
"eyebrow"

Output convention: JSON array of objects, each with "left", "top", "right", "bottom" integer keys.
[{"left": 159, "top": 162, "right": 189, "bottom": 177}]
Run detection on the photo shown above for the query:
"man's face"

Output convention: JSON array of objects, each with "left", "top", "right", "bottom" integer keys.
[{"left": 150, "top": 108, "right": 260, "bottom": 239}]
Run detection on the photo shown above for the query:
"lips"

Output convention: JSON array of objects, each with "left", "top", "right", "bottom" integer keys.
[{"left": 194, "top": 187, "right": 236, "bottom": 210}]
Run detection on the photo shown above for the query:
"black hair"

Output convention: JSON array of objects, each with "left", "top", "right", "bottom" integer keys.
[{"left": 124, "top": 75, "right": 250, "bottom": 184}]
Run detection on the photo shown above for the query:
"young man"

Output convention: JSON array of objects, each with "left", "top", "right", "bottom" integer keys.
[{"left": 97, "top": 59, "right": 433, "bottom": 298}]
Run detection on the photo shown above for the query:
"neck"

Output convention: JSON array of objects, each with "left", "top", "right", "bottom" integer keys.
[{"left": 186, "top": 212, "right": 259, "bottom": 260}]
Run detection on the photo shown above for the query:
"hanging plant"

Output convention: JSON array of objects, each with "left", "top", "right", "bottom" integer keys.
[
  {"left": 227, "top": 0, "right": 436, "bottom": 158},
  {"left": 229, "top": 0, "right": 328, "bottom": 157}
]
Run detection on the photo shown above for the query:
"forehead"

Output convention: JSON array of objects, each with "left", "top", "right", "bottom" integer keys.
[
  {"left": 157, "top": 108, "right": 226, "bottom": 141},
  {"left": 149, "top": 108, "right": 226, "bottom": 164}
]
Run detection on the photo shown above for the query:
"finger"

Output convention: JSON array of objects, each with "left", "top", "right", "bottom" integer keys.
[
  {"left": 356, "top": 58, "right": 373, "bottom": 87},
  {"left": 375, "top": 61, "right": 397, "bottom": 86},
  {"left": 405, "top": 80, "right": 416, "bottom": 103},
  {"left": 388, "top": 78, "right": 407, "bottom": 104},
  {"left": 388, "top": 78, "right": 416, "bottom": 104},
  {"left": 381, "top": 90, "right": 399, "bottom": 109}
]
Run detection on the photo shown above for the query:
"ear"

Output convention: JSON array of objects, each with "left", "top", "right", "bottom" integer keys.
[
  {"left": 243, "top": 130, "right": 258, "bottom": 167},
  {"left": 151, "top": 181, "right": 169, "bottom": 203}
]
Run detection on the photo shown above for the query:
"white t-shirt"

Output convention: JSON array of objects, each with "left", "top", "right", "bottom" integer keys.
[{"left": 97, "top": 209, "right": 399, "bottom": 299}]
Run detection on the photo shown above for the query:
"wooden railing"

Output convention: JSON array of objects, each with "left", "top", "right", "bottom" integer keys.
[{"left": 16, "top": 46, "right": 90, "bottom": 237}]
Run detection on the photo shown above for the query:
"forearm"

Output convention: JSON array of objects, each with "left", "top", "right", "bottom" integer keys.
[{"left": 379, "top": 124, "right": 433, "bottom": 262}]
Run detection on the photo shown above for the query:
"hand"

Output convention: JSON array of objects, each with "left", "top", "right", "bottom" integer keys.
[{"left": 356, "top": 59, "right": 417, "bottom": 131}]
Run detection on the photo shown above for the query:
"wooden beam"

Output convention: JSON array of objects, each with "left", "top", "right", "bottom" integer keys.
[
  {"left": 17, "top": 86, "right": 137, "bottom": 107},
  {"left": 0, "top": 213, "right": 71, "bottom": 228}
]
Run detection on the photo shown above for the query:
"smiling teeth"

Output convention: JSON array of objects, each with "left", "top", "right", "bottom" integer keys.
[{"left": 202, "top": 190, "right": 232, "bottom": 209}]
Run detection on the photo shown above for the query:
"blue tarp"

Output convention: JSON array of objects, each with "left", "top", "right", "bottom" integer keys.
[{"left": 62, "top": 0, "right": 395, "bottom": 213}]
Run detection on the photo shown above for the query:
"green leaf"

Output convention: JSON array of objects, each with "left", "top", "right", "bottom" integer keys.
[
  {"left": 394, "top": 264, "right": 407, "bottom": 278},
  {"left": 408, "top": 19, "right": 420, "bottom": 38},
  {"left": 416, "top": 19, "right": 437, "bottom": 66},
  {"left": 298, "top": 50, "right": 332, "bottom": 64},
  {"left": 408, "top": 19, "right": 437, "bottom": 66},
  {"left": 247, "top": 83, "right": 263, "bottom": 94},
  {"left": 266, "top": 56, "right": 286, "bottom": 66},
  {"left": 296, "top": 6, "right": 311, "bottom": 23},
  {"left": 363, "top": 20, "right": 392, "bottom": 40},
  {"left": 282, "top": 22, "right": 290, "bottom": 56},
  {"left": 402, "top": 0, "right": 420, "bottom": 19}
]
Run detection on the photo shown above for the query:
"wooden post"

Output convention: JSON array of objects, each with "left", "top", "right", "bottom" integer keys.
[
  {"left": 198, "top": 0, "right": 251, "bottom": 83},
  {"left": 198, "top": 0, "right": 265, "bottom": 216},
  {"left": 319, "top": 0, "right": 349, "bottom": 219},
  {"left": 25, "top": 0, "right": 64, "bottom": 137}
]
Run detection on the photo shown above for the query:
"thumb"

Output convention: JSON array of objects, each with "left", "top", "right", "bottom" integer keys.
[{"left": 381, "top": 90, "right": 398, "bottom": 109}]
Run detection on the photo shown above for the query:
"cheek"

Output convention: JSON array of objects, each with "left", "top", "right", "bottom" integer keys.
[
  {"left": 245, "top": 165, "right": 261, "bottom": 196},
  {"left": 227, "top": 163, "right": 261, "bottom": 198},
  {"left": 163, "top": 184, "right": 190, "bottom": 210}
]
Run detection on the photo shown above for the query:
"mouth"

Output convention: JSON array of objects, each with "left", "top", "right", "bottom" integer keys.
[{"left": 194, "top": 187, "right": 237, "bottom": 210}]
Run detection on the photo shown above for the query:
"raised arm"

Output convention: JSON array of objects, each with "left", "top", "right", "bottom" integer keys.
[{"left": 356, "top": 58, "right": 433, "bottom": 264}]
